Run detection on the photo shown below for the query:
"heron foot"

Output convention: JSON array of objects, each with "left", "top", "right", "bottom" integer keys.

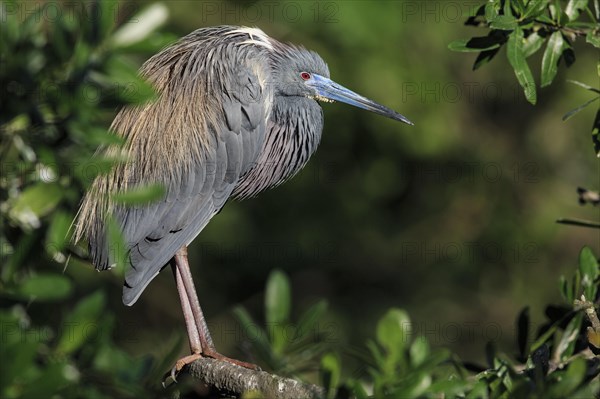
[
  {"left": 162, "top": 353, "right": 202, "bottom": 387},
  {"left": 162, "top": 351, "right": 259, "bottom": 387}
]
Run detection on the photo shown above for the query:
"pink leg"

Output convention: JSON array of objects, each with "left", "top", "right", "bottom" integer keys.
[{"left": 169, "top": 246, "right": 258, "bottom": 379}]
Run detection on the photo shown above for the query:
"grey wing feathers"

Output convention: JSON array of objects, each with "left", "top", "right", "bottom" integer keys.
[
  {"left": 79, "top": 28, "right": 272, "bottom": 306},
  {"left": 121, "top": 73, "right": 269, "bottom": 305}
]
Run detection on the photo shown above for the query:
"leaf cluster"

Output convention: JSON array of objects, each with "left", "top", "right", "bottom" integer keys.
[
  {"left": 234, "top": 270, "right": 331, "bottom": 376},
  {"left": 449, "top": 0, "right": 600, "bottom": 155},
  {"left": 346, "top": 249, "right": 599, "bottom": 398},
  {"left": 245, "top": 248, "right": 600, "bottom": 398},
  {"left": 0, "top": 1, "right": 177, "bottom": 397}
]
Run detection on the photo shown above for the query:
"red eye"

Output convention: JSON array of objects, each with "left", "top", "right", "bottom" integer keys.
[{"left": 300, "top": 72, "right": 311, "bottom": 80}]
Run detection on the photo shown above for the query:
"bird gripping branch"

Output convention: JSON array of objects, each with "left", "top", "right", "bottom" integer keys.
[{"left": 74, "top": 25, "right": 412, "bottom": 377}]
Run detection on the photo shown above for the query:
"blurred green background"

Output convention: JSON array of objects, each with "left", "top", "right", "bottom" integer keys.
[{"left": 2, "top": 0, "right": 598, "bottom": 392}]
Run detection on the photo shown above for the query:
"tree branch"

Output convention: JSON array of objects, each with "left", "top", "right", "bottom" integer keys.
[{"left": 182, "top": 358, "right": 325, "bottom": 398}]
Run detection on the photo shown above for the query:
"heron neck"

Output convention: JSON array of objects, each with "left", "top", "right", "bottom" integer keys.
[{"left": 232, "top": 96, "right": 323, "bottom": 199}]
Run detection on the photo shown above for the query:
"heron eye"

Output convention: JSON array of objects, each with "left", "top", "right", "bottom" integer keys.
[{"left": 300, "top": 72, "right": 311, "bottom": 80}]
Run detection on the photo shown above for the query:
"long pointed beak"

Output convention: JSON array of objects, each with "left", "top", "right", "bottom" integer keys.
[{"left": 307, "top": 74, "right": 413, "bottom": 125}]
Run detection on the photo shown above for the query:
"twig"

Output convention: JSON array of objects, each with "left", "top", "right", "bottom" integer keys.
[
  {"left": 180, "top": 358, "right": 325, "bottom": 398},
  {"left": 556, "top": 218, "right": 600, "bottom": 229},
  {"left": 574, "top": 295, "right": 600, "bottom": 351}
]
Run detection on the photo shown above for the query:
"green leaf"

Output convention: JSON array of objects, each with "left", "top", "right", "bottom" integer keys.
[
  {"left": 541, "top": 31, "right": 565, "bottom": 87},
  {"left": 522, "top": 0, "right": 550, "bottom": 19},
  {"left": 110, "top": 3, "right": 169, "bottom": 48},
  {"left": 565, "top": 21, "right": 599, "bottom": 29},
  {"left": 566, "top": 80, "right": 600, "bottom": 94},
  {"left": 429, "top": 378, "right": 471, "bottom": 397},
  {"left": 345, "top": 379, "right": 369, "bottom": 399},
  {"left": 296, "top": 300, "right": 328, "bottom": 337},
  {"left": 232, "top": 307, "right": 273, "bottom": 365},
  {"left": 559, "top": 275, "right": 574, "bottom": 303},
  {"left": 565, "top": 0, "right": 589, "bottom": 21},
  {"left": 94, "top": 343, "right": 136, "bottom": 374},
  {"left": 511, "top": 0, "right": 526, "bottom": 14},
  {"left": 320, "top": 353, "right": 341, "bottom": 399},
  {"left": 490, "top": 15, "right": 518, "bottom": 30},
  {"left": 95, "top": 0, "right": 117, "bottom": 43},
  {"left": 19, "top": 361, "right": 73, "bottom": 397},
  {"left": 555, "top": 313, "right": 583, "bottom": 360},
  {"left": 393, "top": 373, "right": 432, "bottom": 399},
  {"left": 113, "top": 32, "right": 178, "bottom": 54},
  {"left": 578, "top": 246, "right": 599, "bottom": 299},
  {"left": 56, "top": 291, "right": 106, "bottom": 354},
  {"left": 506, "top": 27, "right": 537, "bottom": 104},
  {"left": 18, "top": 273, "right": 73, "bottom": 301},
  {"left": 522, "top": 32, "right": 545, "bottom": 58},
  {"left": 587, "top": 29, "right": 600, "bottom": 48},
  {"left": 74, "top": 155, "right": 123, "bottom": 186},
  {"left": 448, "top": 37, "right": 502, "bottom": 53},
  {"left": 0, "top": 339, "right": 39, "bottom": 391},
  {"left": 106, "top": 215, "right": 129, "bottom": 272},
  {"left": 548, "top": 1, "right": 563, "bottom": 21},
  {"left": 484, "top": 2, "right": 500, "bottom": 23},
  {"left": 265, "top": 270, "right": 291, "bottom": 354},
  {"left": 2, "top": 232, "right": 38, "bottom": 282},
  {"left": 548, "top": 357, "right": 586, "bottom": 396},
  {"left": 265, "top": 269, "right": 291, "bottom": 327},
  {"left": 9, "top": 183, "right": 64, "bottom": 227},
  {"left": 376, "top": 308, "right": 411, "bottom": 361},
  {"left": 111, "top": 183, "right": 166, "bottom": 205},
  {"left": 102, "top": 57, "right": 157, "bottom": 104},
  {"left": 367, "top": 339, "right": 385, "bottom": 369},
  {"left": 69, "top": 124, "right": 126, "bottom": 147},
  {"left": 562, "top": 96, "right": 600, "bottom": 121},
  {"left": 45, "top": 210, "right": 73, "bottom": 255},
  {"left": 536, "top": 14, "right": 555, "bottom": 24},
  {"left": 409, "top": 337, "right": 429, "bottom": 367}
]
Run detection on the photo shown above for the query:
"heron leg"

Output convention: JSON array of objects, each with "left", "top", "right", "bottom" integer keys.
[
  {"left": 173, "top": 246, "right": 215, "bottom": 351},
  {"left": 171, "top": 257, "right": 202, "bottom": 353},
  {"left": 171, "top": 246, "right": 259, "bottom": 373}
]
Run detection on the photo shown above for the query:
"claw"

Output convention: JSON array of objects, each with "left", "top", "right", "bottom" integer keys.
[
  {"left": 161, "top": 370, "right": 175, "bottom": 388},
  {"left": 161, "top": 353, "right": 203, "bottom": 387},
  {"left": 170, "top": 364, "right": 178, "bottom": 383}
]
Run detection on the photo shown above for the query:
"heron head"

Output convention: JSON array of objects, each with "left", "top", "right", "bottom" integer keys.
[
  {"left": 272, "top": 46, "right": 329, "bottom": 97},
  {"left": 272, "top": 45, "right": 413, "bottom": 125}
]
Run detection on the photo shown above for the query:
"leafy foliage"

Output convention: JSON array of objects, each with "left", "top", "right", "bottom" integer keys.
[
  {"left": 236, "top": 248, "right": 599, "bottom": 398},
  {"left": 335, "top": 247, "right": 599, "bottom": 398},
  {"left": 0, "top": 1, "right": 177, "bottom": 397},
  {"left": 449, "top": 0, "right": 600, "bottom": 156},
  {"left": 234, "top": 270, "right": 330, "bottom": 375}
]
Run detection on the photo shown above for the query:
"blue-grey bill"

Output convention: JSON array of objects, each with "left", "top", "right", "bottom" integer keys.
[{"left": 309, "top": 74, "right": 414, "bottom": 125}]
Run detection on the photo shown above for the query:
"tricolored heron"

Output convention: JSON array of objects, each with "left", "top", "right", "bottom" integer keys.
[{"left": 74, "top": 25, "right": 412, "bottom": 376}]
